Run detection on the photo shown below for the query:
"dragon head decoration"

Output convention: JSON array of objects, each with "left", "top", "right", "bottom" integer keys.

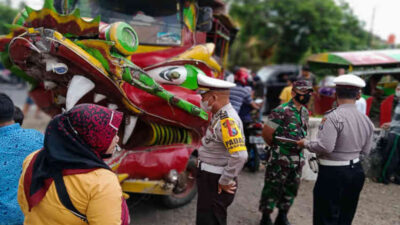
[{"left": 0, "top": 0, "right": 235, "bottom": 183}]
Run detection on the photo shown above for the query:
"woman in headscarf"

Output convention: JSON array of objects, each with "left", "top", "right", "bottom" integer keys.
[{"left": 18, "top": 104, "right": 130, "bottom": 225}]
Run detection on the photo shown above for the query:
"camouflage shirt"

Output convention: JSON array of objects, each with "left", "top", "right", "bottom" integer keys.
[{"left": 265, "top": 99, "right": 309, "bottom": 155}]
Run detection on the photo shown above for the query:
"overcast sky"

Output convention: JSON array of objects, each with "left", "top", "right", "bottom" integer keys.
[{"left": 8, "top": 0, "right": 400, "bottom": 43}]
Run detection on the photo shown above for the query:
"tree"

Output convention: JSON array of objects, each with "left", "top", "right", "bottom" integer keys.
[
  {"left": 228, "top": 0, "right": 380, "bottom": 68},
  {"left": 0, "top": 3, "right": 18, "bottom": 34}
]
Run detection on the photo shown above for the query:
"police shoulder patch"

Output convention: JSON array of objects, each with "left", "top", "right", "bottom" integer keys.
[{"left": 220, "top": 118, "right": 246, "bottom": 154}]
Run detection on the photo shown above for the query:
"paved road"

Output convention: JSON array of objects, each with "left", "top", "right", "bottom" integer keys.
[
  {"left": 128, "top": 167, "right": 400, "bottom": 225},
  {"left": 128, "top": 167, "right": 313, "bottom": 225}
]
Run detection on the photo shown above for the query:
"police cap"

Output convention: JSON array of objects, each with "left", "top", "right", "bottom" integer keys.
[{"left": 333, "top": 74, "right": 365, "bottom": 88}]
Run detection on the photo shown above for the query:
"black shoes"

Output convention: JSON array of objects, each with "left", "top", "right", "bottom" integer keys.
[
  {"left": 260, "top": 213, "right": 273, "bottom": 225},
  {"left": 274, "top": 210, "right": 291, "bottom": 225}
]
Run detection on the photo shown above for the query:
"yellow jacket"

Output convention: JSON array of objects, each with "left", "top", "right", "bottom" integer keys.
[
  {"left": 18, "top": 151, "right": 126, "bottom": 225},
  {"left": 279, "top": 85, "right": 293, "bottom": 103}
]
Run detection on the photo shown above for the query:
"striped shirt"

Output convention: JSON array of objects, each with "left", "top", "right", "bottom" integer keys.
[{"left": 229, "top": 85, "right": 252, "bottom": 113}]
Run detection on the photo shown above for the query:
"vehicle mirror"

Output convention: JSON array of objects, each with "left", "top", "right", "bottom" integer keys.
[{"left": 197, "top": 7, "right": 213, "bottom": 32}]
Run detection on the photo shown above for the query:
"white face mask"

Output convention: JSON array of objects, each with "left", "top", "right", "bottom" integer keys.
[
  {"left": 396, "top": 90, "right": 400, "bottom": 97},
  {"left": 200, "top": 100, "right": 213, "bottom": 112}
]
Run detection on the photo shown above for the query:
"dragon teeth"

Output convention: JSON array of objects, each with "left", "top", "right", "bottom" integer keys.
[
  {"left": 44, "top": 81, "right": 57, "bottom": 90},
  {"left": 107, "top": 103, "right": 118, "bottom": 110},
  {"left": 94, "top": 93, "right": 106, "bottom": 103},
  {"left": 123, "top": 115, "right": 138, "bottom": 145},
  {"left": 66, "top": 75, "right": 95, "bottom": 110}
]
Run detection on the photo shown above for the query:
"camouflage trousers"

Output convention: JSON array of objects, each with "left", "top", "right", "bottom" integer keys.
[{"left": 259, "top": 147, "right": 305, "bottom": 214}]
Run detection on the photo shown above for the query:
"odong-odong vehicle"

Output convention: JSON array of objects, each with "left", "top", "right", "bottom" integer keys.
[{"left": 0, "top": 0, "right": 237, "bottom": 208}]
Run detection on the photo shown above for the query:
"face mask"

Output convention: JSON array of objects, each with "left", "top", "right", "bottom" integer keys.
[
  {"left": 294, "top": 93, "right": 311, "bottom": 105},
  {"left": 396, "top": 90, "right": 400, "bottom": 97},
  {"left": 200, "top": 100, "right": 213, "bottom": 112}
]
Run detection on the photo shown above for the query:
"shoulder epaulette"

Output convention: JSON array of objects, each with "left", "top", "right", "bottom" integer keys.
[
  {"left": 217, "top": 110, "right": 229, "bottom": 120},
  {"left": 324, "top": 107, "right": 337, "bottom": 115}
]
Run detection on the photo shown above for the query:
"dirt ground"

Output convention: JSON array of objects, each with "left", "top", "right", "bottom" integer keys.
[{"left": 19, "top": 110, "right": 400, "bottom": 225}]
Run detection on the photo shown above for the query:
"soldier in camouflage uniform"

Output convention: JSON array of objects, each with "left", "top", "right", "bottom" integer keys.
[{"left": 259, "top": 80, "right": 313, "bottom": 225}]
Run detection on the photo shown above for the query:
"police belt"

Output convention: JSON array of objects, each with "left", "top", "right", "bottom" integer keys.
[
  {"left": 318, "top": 158, "right": 359, "bottom": 166},
  {"left": 198, "top": 161, "right": 225, "bottom": 174}
]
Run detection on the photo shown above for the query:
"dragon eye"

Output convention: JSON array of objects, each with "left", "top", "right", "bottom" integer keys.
[{"left": 170, "top": 71, "right": 180, "bottom": 79}]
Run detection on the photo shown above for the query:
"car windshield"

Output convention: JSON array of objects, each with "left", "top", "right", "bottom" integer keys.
[
  {"left": 77, "top": 0, "right": 182, "bottom": 46},
  {"left": 257, "top": 67, "right": 275, "bottom": 83}
]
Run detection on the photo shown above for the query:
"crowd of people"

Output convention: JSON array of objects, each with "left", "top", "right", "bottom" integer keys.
[{"left": 0, "top": 67, "right": 398, "bottom": 225}]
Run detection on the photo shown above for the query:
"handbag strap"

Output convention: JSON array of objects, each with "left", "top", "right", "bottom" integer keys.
[{"left": 53, "top": 172, "right": 88, "bottom": 223}]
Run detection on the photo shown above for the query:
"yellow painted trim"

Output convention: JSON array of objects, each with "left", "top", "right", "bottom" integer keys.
[
  {"left": 173, "top": 44, "right": 222, "bottom": 73},
  {"left": 121, "top": 179, "right": 173, "bottom": 195},
  {"left": 111, "top": 163, "right": 120, "bottom": 171},
  {"left": 25, "top": 8, "right": 98, "bottom": 34},
  {"left": 118, "top": 173, "right": 130, "bottom": 183},
  {"left": 308, "top": 53, "right": 329, "bottom": 63},
  {"left": 223, "top": 42, "right": 230, "bottom": 69},
  {"left": 52, "top": 31, "right": 109, "bottom": 76},
  {"left": 121, "top": 97, "right": 141, "bottom": 114},
  {"left": 133, "top": 45, "right": 171, "bottom": 54},
  {"left": 148, "top": 123, "right": 158, "bottom": 145},
  {"left": 122, "top": 193, "right": 130, "bottom": 200},
  {"left": 76, "top": 39, "right": 123, "bottom": 79}
]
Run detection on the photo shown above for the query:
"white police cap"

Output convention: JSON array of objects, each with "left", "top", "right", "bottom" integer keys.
[{"left": 333, "top": 74, "right": 366, "bottom": 88}]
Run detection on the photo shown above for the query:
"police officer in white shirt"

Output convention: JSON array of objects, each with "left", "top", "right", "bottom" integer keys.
[
  {"left": 196, "top": 86, "right": 248, "bottom": 225},
  {"left": 297, "top": 74, "right": 374, "bottom": 225}
]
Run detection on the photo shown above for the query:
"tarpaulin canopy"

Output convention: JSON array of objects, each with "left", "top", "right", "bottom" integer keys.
[{"left": 307, "top": 49, "right": 400, "bottom": 67}]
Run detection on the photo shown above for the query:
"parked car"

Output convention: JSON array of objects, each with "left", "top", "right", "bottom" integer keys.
[{"left": 257, "top": 64, "right": 300, "bottom": 114}]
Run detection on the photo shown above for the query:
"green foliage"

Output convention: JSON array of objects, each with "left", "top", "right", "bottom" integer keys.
[
  {"left": 0, "top": 3, "right": 18, "bottom": 34},
  {"left": 228, "top": 0, "right": 383, "bottom": 68}
]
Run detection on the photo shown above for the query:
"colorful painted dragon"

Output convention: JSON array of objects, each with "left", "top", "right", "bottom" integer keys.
[{"left": 0, "top": 0, "right": 237, "bottom": 207}]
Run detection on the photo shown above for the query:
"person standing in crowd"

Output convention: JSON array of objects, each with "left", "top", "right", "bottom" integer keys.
[
  {"left": 380, "top": 83, "right": 400, "bottom": 184},
  {"left": 239, "top": 85, "right": 256, "bottom": 128},
  {"left": 279, "top": 76, "right": 296, "bottom": 104},
  {"left": 23, "top": 96, "right": 41, "bottom": 118},
  {"left": 355, "top": 90, "right": 367, "bottom": 115},
  {"left": 259, "top": 81, "right": 313, "bottom": 225},
  {"left": 13, "top": 106, "right": 24, "bottom": 125},
  {"left": 18, "top": 104, "right": 130, "bottom": 225},
  {"left": 0, "top": 93, "right": 44, "bottom": 225},
  {"left": 297, "top": 74, "right": 374, "bottom": 225},
  {"left": 251, "top": 71, "right": 266, "bottom": 121},
  {"left": 229, "top": 67, "right": 260, "bottom": 113},
  {"left": 297, "top": 65, "right": 317, "bottom": 87},
  {"left": 196, "top": 87, "right": 248, "bottom": 225}
]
